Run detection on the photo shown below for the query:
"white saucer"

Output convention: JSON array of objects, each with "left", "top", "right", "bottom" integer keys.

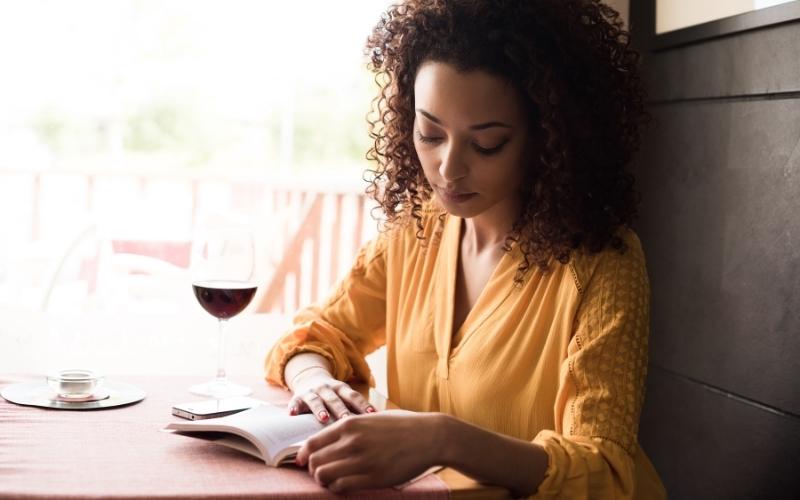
[
  {"left": 53, "top": 387, "right": 111, "bottom": 403},
  {"left": 1, "top": 381, "right": 145, "bottom": 410}
]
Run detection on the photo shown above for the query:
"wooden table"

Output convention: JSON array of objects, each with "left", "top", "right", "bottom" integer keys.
[{"left": 0, "top": 374, "right": 509, "bottom": 499}]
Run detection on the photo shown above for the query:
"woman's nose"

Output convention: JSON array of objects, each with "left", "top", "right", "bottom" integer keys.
[{"left": 438, "top": 143, "right": 468, "bottom": 182}]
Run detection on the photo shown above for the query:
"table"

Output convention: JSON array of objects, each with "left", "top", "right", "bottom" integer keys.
[{"left": 0, "top": 374, "right": 510, "bottom": 499}]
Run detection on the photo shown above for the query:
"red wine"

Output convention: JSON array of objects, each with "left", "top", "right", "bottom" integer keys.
[{"left": 192, "top": 280, "right": 257, "bottom": 319}]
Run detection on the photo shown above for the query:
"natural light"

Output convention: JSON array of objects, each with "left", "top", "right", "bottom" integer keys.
[{"left": 0, "top": 0, "right": 390, "bottom": 382}]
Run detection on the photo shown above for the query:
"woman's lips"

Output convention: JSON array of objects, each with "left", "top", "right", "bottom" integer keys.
[{"left": 436, "top": 186, "right": 477, "bottom": 204}]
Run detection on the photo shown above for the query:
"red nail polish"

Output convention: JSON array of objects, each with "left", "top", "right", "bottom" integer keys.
[
  {"left": 366, "top": 406, "right": 376, "bottom": 413},
  {"left": 319, "top": 411, "right": 329, "bottom": 422},
  {"left": 289, "top": 406, "right": 297, "bottom": 416}
]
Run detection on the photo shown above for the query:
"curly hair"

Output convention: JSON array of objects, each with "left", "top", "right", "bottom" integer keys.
[{"left": 364, "top": 0, "right": 648, "bottom": 280}]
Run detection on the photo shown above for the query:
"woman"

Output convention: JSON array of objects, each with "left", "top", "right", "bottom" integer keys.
[{"left": 265, "top": 0, "right": 666, "bottom": 497}]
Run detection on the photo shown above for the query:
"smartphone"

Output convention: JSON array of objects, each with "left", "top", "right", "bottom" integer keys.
[{"left": 172, "top": 396, "right": 264, "bottom": 420}]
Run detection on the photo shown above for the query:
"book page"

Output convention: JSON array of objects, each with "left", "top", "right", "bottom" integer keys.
[
  {"left": 166, "top": 404, "right": 327, "bottom": 465},
  {"left": 210, "top": 434, "right": 263, "bottom": 461},
  {"left": 207, "top": 404, "right": 327, "bottom": 460}
]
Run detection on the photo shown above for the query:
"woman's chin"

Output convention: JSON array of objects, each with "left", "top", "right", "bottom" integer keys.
[{"left": 435, "top": 195, "right": 483, "bottom": 218}]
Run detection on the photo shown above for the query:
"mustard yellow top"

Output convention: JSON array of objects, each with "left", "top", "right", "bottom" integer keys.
[{"left": 265, "top": 208, "right": 666, "bottom": 499}]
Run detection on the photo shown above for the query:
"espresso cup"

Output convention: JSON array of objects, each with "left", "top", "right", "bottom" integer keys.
[{"left": 46, "top": 369, "right": 105, "bottom": 399}]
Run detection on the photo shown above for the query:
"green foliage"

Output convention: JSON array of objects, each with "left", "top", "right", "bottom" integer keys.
[
  {"left": 292, "top": 78, "right": 374, "bottom": 171},
  {"left": 30, "top": 108, "right": 104, "bottom": 155},
  {"left": 14, "top": 2, "right": 382, "bottom": 175},
  {"left": 123, "top": 97, "right": 222, "bottom": 166}
]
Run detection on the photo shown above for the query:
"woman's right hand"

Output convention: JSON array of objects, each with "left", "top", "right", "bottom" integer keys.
[{"left": 287, "top": 367, "right": 376, "bottom": 423}]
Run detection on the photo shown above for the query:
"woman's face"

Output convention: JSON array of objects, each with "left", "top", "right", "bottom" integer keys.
[{"left": 412, "top": 61, "right": 533, "bottom": 221}]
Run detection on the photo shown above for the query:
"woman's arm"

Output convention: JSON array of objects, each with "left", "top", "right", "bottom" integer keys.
[
  {"left": 437, "top": 413, "right": 549, "bottom": 498},
  {"left": 265, "top": 235, "right": 389, "bottom": 417},
  {"left": 295, "top": 411, "right": 548, "bottom": 497},
  {"left": 284, "top": 352, "right": 375, "bottom": 421},
  {"left": 284, "top": 352, "right": 332, "bottom": 391}
]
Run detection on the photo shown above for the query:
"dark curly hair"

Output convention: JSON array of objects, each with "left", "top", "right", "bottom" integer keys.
[{"left": 364, "top": 0, "right": 648, "bottom": 279}]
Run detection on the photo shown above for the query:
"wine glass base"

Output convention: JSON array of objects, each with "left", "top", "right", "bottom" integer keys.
[{"left": 189, "top": 379, "right": 252, "bottom": 398}]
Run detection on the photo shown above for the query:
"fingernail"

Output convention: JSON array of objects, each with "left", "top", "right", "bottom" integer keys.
[
  {"left": 294, "top": 455, "right": 302, "bottom": 466},
  {"left": 289, "top": 406, "right": 297, "bottom": 416},
  {"left": 340, "top": 412, "right": 351, "bottom": 419},
  {"left": 366, "top": 406, "right": 376, "bottom": 413},
  {"left": 319, "top": 411, "right": 329, "bottom": 422}
]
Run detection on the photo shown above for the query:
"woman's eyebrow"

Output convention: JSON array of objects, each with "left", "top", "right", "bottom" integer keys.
[{"left": 416, "top": 109, "right": 512, "bottom": 130}]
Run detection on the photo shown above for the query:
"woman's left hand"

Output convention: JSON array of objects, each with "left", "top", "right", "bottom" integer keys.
[{"left": 294, "top": 410, "right": 445, "bottom": 493}]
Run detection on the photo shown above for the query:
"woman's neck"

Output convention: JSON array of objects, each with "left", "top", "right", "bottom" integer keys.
[{"left": 460, "top": 196, "right": 521, "bottom": 253}]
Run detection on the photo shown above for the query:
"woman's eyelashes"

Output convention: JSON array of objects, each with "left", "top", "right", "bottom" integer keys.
[
  {"left": 472, "top": 140, "right": 509, "bottom": 155},
  {"left": 415, "top": 131, "right": 441, "bottom": 145},
  {"left": 415, "top": 131, "right": 509, "bottom": 156}
]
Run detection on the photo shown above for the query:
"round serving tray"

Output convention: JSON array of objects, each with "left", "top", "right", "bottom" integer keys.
[{"left": 1, "top": 380, "right": 146, "bottom": 410}]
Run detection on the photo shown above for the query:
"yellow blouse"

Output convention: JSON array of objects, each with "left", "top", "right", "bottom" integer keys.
[{"left": 265, "top": 208, "right": 666, "bottom": 499}]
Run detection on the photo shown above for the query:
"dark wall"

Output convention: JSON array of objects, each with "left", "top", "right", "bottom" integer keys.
[{"left": 629, "top": 4, "right": 800, "bottom": 500}]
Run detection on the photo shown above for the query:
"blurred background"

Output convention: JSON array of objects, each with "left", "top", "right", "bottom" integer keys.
[{"left": 0, "top": 0, "right": 389, "bottom": 381}]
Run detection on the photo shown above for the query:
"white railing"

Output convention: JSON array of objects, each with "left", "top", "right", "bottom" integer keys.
[{"left": 0, "top": 168, "right": 378, "bottom": 314}]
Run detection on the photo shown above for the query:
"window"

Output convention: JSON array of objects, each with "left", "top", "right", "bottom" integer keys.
[{"left": 0, "top": 1, "right": 390, "bottom": 382}]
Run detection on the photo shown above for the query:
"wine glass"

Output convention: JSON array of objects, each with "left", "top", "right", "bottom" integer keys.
[{"left": 189, "top": 226, "right": 257, "bottom": 398}]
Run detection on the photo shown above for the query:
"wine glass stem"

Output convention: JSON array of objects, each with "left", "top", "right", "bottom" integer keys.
[{"left": 216, "top": 319, "right": 228, "bottom": 382}]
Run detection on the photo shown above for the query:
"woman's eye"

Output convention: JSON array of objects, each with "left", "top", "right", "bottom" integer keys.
[
  {"left": 472, "top": 140, "right": 509, "bottom": 156},
  {"left": 415, "top": 130, "right": 508, "bottom": 155},
  {"left": 415, "top": 131, "right": 442, "bottom": 144}
]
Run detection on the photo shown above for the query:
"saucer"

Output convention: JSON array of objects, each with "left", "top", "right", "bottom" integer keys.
[
  {"left": 53, "top": 387, "right": 111, "bottom": 403},
  {"left": 1, "top": 381, "right": 145, "bottom": 410}
]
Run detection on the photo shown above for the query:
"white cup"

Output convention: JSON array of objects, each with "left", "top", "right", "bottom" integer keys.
[{"left": 46, "top": 369, "right": 105, "bottom": 399}]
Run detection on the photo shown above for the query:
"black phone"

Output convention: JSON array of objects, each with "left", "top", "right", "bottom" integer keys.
[{"left": 171, "top": 396, "right": 263, "bottom": 420}]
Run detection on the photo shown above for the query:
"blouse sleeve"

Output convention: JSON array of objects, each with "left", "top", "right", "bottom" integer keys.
[
  {"left": 264, "top": 234, "right": 388, "bottom": 389},
  {"left": 531, "top": 237, "right": 654, "bottom": 499}
]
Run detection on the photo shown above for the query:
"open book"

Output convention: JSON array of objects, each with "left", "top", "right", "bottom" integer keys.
[
  {"left": 164, "top": 403, "right": 328, "bottom": 466},
  {"left": 164, "top": 403, "right": 442, "bottom": 487}
]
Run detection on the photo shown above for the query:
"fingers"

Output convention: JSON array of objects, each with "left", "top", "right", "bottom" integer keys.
[
  {"left": 327, "top": 474, "right": 374, "bottom": 494},
  {"left": 306, "top": 435, "right": 354, "bottom": 476},
  {"left": 287, "top": 396, "right": 309, "bottom": 416},
  {"left": 333, "top": 384, "right": 377, "bottom": 414},
  {"left": 294, "top": 417, "right": 401, "bottom": 493},
  {"left": 292, "top": 387, "right": 354, "bottom": 423},
  {"left": 289, "top": 381, "right": 374, "bottom": 422},
  {"left": 297, "top": 390, "right": 332, "bottom": 423},
  {"left": 312, "top": 456, "right": 375, "bottom": 491},
  {"left": 295, "top": 423, "right": 343, "bottom": 466},
  {"left": 317, "top": 385, "right": 352, "bottom": 420}
]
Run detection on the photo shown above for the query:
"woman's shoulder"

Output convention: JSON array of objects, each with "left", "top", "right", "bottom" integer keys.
[
  {"left": 568, "top": 226, "right": 647, "bottom": 296},
  {"left": 380, "top": 199, "right": 447, "bottom": 247},
  {"left": 353, "top": 201, "right": 446, "bottom": 271}
]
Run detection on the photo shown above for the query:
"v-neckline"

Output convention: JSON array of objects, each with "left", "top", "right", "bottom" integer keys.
[{"left": 433, "top": 214, "right": 517, "bottom": 364}]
